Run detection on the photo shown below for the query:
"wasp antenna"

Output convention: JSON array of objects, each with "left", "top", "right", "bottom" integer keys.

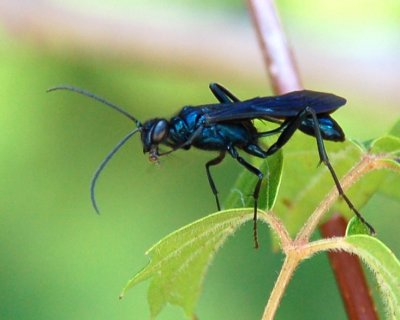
[
  {"left": 47, "top": 85, "right": 142, "bottom": 128},
  {"left": 90, "top": 128, "right": 140, "bottom": 214}
]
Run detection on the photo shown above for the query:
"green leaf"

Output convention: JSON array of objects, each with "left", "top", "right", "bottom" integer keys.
[
  {"left": 370, "top": 135, "right": 400, "bottom": 156},
  {"left": 345, "top": 216, "right": 372, "bottom": 236},
  {"left": 368, "top": 121, "right": 400, "bottom": 200},
  {"left": 350, "top": 138, "right": 370, "bottom": 152},
  {"left": 389, "top": 119, "right": 400, "bottom": 137},
  {"left": 225, "top": 148, "right": 283, "bottom": 211},
  {"left": 120, "top": 209, "right": 254, "bottom": 319},
  {"left": 344, "top": 235, "right": 400, "bottom": 319},
  {"left": 377, "top": 170, "right": 400, "bottom": 201},
  {"left": 362, "top": 119, "right": 400, "bottom": 153}
]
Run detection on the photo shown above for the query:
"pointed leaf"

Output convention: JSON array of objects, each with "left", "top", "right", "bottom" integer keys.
[
  {"left": 346, "top": 216, "right": 371, "bottom": 236},
  {"left": 344, "top": 235, "right": 400, "bottom": 319},
  {"left": 370, "top": 135, "right": 400, "bottom": 156},
  {"left": 120, "top": 209, "right": 254, "bottom": 318}
]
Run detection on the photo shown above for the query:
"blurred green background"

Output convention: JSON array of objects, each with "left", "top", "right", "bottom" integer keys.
[{"left": 1, "top": 1, "right": 399, "bottom": 319}]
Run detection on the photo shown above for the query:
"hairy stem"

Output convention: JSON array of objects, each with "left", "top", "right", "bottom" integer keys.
[
  {"left": 259, "top": 211, "right": 292, "bottom": 248},
  {"left": 261, "top": 254, "right": 300, "bottom": 320},
  {"left": 297, "top": 153, "right": 395, "bottom": 243}
]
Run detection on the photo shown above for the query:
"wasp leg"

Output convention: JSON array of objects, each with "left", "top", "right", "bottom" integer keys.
[
  {"left": 257, "top": 121, "right": 288, "bottom": 138},
  {"left": 228, "top": 145, "right": 263, "bottom": 249},
  {"left": 158, "top": 125, "right": 204, "bottom": 156},
  {"left": 209, "top": 83, "right": 240, "bottom": 103},
  {"left": 205, "top": 151, "right": 226, "bottom": 211}
]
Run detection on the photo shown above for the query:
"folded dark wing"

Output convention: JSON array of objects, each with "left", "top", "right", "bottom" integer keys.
[{"left": 204, "top": 90, "right": 346, "bottom": 123}]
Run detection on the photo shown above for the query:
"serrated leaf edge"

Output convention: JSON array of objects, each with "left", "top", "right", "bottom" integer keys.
[{"left": 120, "top": 209, "right": 254, "bottom": 297}]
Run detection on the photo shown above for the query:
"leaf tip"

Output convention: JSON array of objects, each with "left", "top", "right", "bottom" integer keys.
[{"left": 346, "top": 216, "right": 374, "bottom": 236}]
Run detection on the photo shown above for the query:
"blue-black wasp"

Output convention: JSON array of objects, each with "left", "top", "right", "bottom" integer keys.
[{"left": 48, "top": 83, "right": 375, "bottom": 248}]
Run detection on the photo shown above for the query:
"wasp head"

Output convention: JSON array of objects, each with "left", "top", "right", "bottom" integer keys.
[{"left": 140, "top": 118, "right": 170, "bottom": 163}]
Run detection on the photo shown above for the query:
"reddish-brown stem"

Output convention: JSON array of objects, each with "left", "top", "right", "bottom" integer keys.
[
  {"left": 321, "top": 215, "right": 379, "bottom": 319},
  {"left": 247, "top": 0, "right": 302, "bottom": 93},
  {"left": 246, "top": 0, "right": 299, "bottom": 243}
]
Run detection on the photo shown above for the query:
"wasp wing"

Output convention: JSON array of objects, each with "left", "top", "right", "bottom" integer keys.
[{"left": 204, "top": 90, "right": 346, "bottom": 123}]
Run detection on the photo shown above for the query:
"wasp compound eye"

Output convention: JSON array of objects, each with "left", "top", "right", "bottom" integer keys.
[{"left": 151, "top": 119, "right": 169, "bottom": 143}]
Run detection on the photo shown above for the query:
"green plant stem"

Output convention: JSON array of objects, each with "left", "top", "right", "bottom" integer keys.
[
  {"left": 261, "top": 237, "right": 351, "bottom": 319},
  {"left": 259, "top": 211, "right": 292, "bottom": 248},
  {"left": 261, "top": 254, "right": 299, "bottom": 320},
  {"left": 261, "top": 236, "right": 368, "bottom": 319}
]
